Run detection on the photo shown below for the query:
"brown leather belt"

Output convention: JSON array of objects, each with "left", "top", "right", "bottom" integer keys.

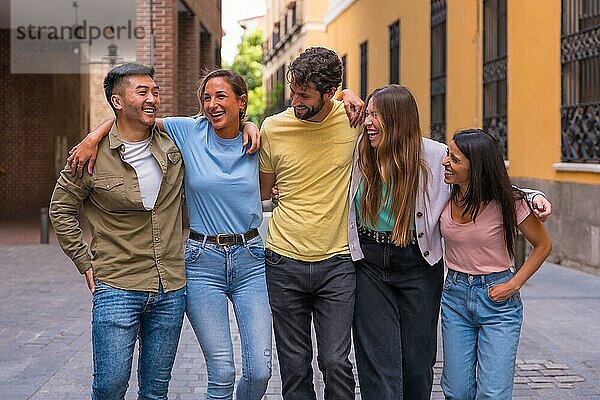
[{"left": 188, "top": 228, "right": 260, "bottom": 246}]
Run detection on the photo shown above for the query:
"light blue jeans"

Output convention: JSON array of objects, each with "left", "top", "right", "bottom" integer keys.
[
  {"left": 441, "top": 269, "right": 523, "bottom": 400},
  {"left": 185, "top": 235, "right": 272, "bottom": 400},
  {"left": 91, "top": 281, "right": 185, "bottom": 400}
]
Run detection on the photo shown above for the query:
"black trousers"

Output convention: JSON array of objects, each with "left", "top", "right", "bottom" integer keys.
[
  {"left": 265, "top": 249, "right": 356, "bottom": 400},
  {"left": 353, "top": 236, "right": 443, "bottom": 400}
]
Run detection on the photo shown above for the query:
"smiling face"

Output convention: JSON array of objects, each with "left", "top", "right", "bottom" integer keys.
[
  {"left": 364, "top": 98, "right": 383, "bottom": 148},
  {"left": 113, "top": 74, "right": 159, "bottom": 128},
  {"left": 201, "top": 77, "right": 247, "bottom": 138},
  {"left": 289, "top": 80, "right": 332, "bottom": 122},
  {"left": 442, "top": 139, "right": 471, "bottom": 193}
]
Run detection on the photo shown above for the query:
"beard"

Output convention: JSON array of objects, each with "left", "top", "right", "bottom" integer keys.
[
  {"left": 294, "top": 98, "right": 325, "bottom": 121},
  {"left": 123, "top": 102, "right": 156, "bottom": 127}
]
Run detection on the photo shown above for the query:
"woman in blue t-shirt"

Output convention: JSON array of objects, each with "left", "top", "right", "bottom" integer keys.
[
  {"left": 73, "top": 69, "right": 271, "bottom": 400},
  {"left": 163, "top": 69, "right": 271, "bottom": 400}
]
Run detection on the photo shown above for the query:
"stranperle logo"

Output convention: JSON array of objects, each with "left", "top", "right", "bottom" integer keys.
[
  {"left": 11, "top": 0, "right": 142, "bottom": 74},
  {"left": 15, "top": 20, "right": 146, "bottom": 47}
]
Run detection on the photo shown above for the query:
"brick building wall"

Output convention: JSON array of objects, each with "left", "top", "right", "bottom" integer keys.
[
  {"left": 136, "top": 0, "right": 222, "bottom": 116},
  {"left": 89, "top": 63, "right": 114, "bottom": 129},
  {"left": 178, "top": 10, "right": 200, "bottom": 116},
  {"left": 148, "top": 0, "right": 178, "bottom": 115},
  {"left": 0, "top": 30, "right": 86, "bottom": 219},
  {"left": 1, "top": 0, "right": 221, "bottom": 221}
]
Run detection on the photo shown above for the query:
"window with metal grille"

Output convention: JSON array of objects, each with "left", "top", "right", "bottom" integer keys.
[
  {"left": 561, "top": 0, "right": 600, "bottom": 162},
  {"left": 389, "top": 20, "right": 400, "bottom": 84},
  {"left": 360, "top": 41, "right": 368, "bottom": 100},
  {"left": 430, "top": 0, "right": 446, "bottom": 143},
  {"left": 483, "top": 0, "right": 508, "bottom": 159}
]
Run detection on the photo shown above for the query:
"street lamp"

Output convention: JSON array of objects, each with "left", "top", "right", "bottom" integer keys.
[{"left": 102, "top": 43, "right": 123, "bottom": 66}]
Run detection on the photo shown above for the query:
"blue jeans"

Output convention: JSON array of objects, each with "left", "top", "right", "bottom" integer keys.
[
  {"left": 91, "top": 281, "right": 185, "bottom": 400},
  {"left": 353, "top": 236, "right": 443, "bottom": 400},
  {"left": 265, "top": 250, "right": 356, "bottom": 400},
  {"left": 441, "top": 269, "right": 523, "bottom": 400},
  {"left": 185, "top": 235, "right": 272, "bottom": 400}
]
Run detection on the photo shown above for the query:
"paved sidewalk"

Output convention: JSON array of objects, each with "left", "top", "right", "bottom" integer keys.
[{"left": 1, "top": 243, "right": 599, "bottom": 399}]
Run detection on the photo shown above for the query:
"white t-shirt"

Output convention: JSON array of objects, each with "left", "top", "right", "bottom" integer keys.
[{"left": 122, "top": 137, "right": 163, "bottom": 210}]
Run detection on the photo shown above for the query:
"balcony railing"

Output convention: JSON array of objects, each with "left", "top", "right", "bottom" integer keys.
[{"left": 561, "top": 102, "right": 600, "bottom": 162}]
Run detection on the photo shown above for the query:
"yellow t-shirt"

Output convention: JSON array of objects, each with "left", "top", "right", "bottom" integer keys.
[{"left": 259, "top": 100, "right": 358, "bottom": 261}]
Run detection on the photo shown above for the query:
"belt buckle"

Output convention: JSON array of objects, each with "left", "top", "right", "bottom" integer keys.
[{"left": 216, "top": 234, "right": 227, "bottom": 246}]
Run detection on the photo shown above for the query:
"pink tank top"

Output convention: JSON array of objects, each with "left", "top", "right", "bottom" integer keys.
[{"left": 440, "top": 199, "right": 531, "bottom": 274}]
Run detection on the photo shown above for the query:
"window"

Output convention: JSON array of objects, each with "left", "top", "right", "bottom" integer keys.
[
  {"left": 483, "top": 0, "right": 508, "bottom": 159},
  {"left": 276, "top": 64, "right": 286, "bottom": 112},
  {"left": 430, "top": 0, "right": 446, "bottom": 143},
  {"left": 341, "top": 55, "right": 347, "bottom": 90},
  {"left": 360, "top": 41, "right": 368, "bottom": 100},
  {"left": 291, "top": 2, "right": 297, "bottom": 27},
  {"left": 273, "top": 21, "right": 280, "bottom": 47},
  {"left": 389, "top": 20, "right": 400, "bottom": 84},
  {"left": 214, "top": 47, "right": 221, "bottom": 67},
  {"left": 561, "top": 0, "right": 600, "bottom": 162}
]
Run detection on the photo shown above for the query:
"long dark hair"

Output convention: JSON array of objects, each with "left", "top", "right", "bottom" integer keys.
[
  {"left": 358, "top": 85, "right": 428, "bottom": 246},
  {"left": 451, "top": 128, "right": 524, "bottom": 258}
]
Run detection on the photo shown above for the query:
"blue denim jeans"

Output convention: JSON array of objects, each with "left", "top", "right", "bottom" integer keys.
[
  {"left": 185, "top": 235, "right": 272, "bottom": 400},
  {"left": 441, "top": 269, "right": 523, "bottom": 400},
  {"left": 91, "top": 281, "right": 185, "bottom": 400},
  {"left": 265, "top": 249, "right": 356, "bottom": 400}
]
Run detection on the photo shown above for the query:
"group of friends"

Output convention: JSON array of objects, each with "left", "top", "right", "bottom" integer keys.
[{"left": 50, "top": 46, "right": 552, "bottom": 400}]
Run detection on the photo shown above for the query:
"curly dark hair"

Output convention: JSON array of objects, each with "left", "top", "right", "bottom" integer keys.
[{"left": 287, "top": 47, "right": 342, "bottom": 95}]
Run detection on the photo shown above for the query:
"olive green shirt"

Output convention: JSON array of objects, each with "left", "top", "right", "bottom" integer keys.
[{"left": 49, "top": 125, "right": 185, "bottom": 292}]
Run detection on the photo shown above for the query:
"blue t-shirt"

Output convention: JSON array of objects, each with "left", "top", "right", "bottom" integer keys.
[
  {"left": 163, "top": 116, "right": 262, "bottom": 235},
  {"left": 354, "top": 179, "right": 395, "bottom": 231},
  {"left": 354, "top": 178, "right": 416, "bottom": 232}
]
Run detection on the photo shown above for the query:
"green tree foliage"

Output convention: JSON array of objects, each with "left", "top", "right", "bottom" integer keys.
[{"left": 227, "top": 29, "right": 265, "bottom": 125}]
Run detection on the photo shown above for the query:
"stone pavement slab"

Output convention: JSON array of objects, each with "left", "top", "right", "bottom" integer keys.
[{"left": 1, "top": 244, "right": 599, "bottom": 399}]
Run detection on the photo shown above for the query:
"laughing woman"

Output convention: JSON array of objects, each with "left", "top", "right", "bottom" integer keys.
[
  {"left": 440, "top": 129, "right": 551, "bottom": 399},
  {"left": 347, "top": 85, "right": 552, "bottom": 400}
]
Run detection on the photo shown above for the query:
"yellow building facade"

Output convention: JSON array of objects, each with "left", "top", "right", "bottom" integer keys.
[
  {"left": 263, "top": 0, "right": 600, "bottom": 274},
  {"left": 263, "top": 0, "right": 329, "bottom": 113}
]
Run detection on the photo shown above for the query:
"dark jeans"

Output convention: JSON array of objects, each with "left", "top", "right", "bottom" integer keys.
[
  {"left": 265, "top": 249, "right": 356, "bottom": 400},
  {"left": 353, "top": 236, "right": 444, "bottom": 400}
]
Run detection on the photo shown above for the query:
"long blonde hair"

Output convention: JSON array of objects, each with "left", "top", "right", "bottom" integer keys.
[{"left": 358, "top": 85, "right": 428, "bottom": 246}]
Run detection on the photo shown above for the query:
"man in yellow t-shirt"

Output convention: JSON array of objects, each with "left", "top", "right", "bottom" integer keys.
[{"left": 259, "top": 47, "right": 360, "bottom": 399}]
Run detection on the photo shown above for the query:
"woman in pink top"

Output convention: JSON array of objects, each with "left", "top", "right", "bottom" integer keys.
[{"left": 440, "top": 128, "right": 552, "bottom": 399}]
